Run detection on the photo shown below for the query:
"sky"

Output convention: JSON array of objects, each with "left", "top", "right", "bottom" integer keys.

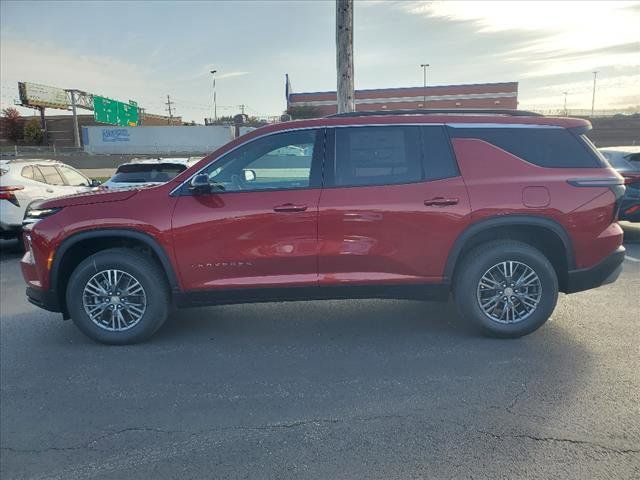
[{"left": 1, "top": 0, "right": 638, "bottom": 122}]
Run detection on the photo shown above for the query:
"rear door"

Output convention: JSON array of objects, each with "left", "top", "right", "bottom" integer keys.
[
  {"left": 36, "top": 164, "right": 70, "bottom": 197},
  {"left": 18, "top": 165, "right": 50, "bottom": 205},
  {"left": 318, "top": 125, "right": 471, "bottom": 286}
]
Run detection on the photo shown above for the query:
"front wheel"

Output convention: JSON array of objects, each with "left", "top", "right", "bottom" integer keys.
[
  {"left": 453, "top": 240, "right": 558, "bottom": 338},
  {"left": 66, "top": 248, "right": 169, "bottom": 344}
]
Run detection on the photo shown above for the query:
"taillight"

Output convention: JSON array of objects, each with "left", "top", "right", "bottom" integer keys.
[
  {"left": 624, "top": 204, "right": 640, "bottom": 216},
  {"left": 567, "top": 177, "right": 626, "bottom": 221},
  {"left": 0, "top": 185, "right": 24, "bottom": 207},
  {"left": 621, "top": 172, "right": 640, "bottom": 186}
]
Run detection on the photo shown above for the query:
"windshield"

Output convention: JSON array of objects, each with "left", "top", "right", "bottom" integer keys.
[{"left": 110, "top": 163, "right": 188, "bottom": 183}]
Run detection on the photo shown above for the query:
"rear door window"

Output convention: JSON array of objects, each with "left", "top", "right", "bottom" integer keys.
[
  {"left": 334, "top": 126, "right": 422, "bottom": 187},
  {"left": 38, "top": 165, "right": 66, "bottom": 185},
  {"left": 32, "top": 167, "right": 46, "bottom": 183},
  {"left": 449, "top": 127, "right": 601, "bottom": 168}
]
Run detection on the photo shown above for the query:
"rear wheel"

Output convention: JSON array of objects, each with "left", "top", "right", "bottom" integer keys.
[
  {"left": 66, "top": 248, "right": 169, "bottom": 344},
  {"left": 454, "top": 240, "right": 558, "bottom": 337}
]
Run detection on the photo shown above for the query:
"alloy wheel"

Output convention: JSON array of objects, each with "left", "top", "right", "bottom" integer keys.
[{"left": 476, "top": 260, "right": 542, "bottom": 324}]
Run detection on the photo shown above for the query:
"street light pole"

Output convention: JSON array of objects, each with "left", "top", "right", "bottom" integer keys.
[
  {"left": 591, "top": 71, "right": 598, "bottom": 118},
  {"left": 420, "top": 63, "right": 429, "bottom": 105},
  {"left": 563, "top": 91, "right": 568, "bottom": 116},
  {"left": 210, "top": 69, "right": 217, "bottom": 122}
]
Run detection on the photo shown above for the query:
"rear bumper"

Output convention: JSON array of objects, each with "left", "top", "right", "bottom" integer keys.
[{"left": 565, "top": 246, "right": 625, "bottom": 293}]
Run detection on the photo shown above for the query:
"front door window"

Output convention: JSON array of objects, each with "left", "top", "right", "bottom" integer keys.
[{"left": 200, "top": 129, "right": 319, "bottom": 192}]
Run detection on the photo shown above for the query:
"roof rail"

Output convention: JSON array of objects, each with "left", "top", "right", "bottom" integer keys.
[{"left": 328, "top": 109, "right": 543, "bottom": 118}]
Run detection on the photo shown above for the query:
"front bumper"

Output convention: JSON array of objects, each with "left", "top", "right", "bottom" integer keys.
[
  {"left": 565, "top": 246, "right": 625, "bottom": 293},
  {"left": 26, "top": 285, "right": 61, "bottom": 313}
]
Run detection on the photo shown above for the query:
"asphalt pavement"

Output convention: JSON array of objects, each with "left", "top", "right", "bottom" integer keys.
[{"left": 1, "top": 226, "right": 639, "bottom": 479}]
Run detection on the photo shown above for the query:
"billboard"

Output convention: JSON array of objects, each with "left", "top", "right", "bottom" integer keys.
[
  {"left": 18, "top": 82, "right": 69, "bottom": 109},
  {"left": 93, "top": 96, "right": 139, "bottom": 126}
]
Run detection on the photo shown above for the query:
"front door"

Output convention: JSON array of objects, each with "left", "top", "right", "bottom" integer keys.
[{"left": 172, "top": 128, "right": 324, "bottom": 291}]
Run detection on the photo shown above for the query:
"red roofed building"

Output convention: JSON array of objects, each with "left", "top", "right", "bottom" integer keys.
[{"left": 286, "top": 80, "right": 518, "bottom": 116}]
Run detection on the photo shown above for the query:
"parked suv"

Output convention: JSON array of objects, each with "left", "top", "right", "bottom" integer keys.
[
  {"left": 598, "top": 146, "right": 640, "bottom": 222},
  {"left": 102, "top": 157, "right": 200, "bottom": 189},
  {"left": 21, "top": 110, "right": 626, "bottom": 344},
  {"left": 1, "top": 159, "right": 98, "bottom": 240}
]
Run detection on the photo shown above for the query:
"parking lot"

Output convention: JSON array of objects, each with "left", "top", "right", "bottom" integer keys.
[{"left": 1, "top": 225, "right": 639, "bottom": 479}]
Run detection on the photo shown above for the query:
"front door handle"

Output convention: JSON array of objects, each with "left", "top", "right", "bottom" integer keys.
[
  {"left": 424, "top": 197, "right": 459, "bottom": 207},
  {"left": 273, "top": 203, "right": 308, "bottom": 212},
  {"left": 46, "top": 188, "right": 54, "bottom": 193}
]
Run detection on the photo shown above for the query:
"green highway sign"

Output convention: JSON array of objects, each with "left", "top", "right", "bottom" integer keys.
[{"left": 93, "top": 96, "right": 139, "bottom": 126}]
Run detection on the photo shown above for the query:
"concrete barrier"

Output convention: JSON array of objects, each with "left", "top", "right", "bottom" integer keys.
[{"left": 82, "top": 125, "right": 235, "bottom": 155}]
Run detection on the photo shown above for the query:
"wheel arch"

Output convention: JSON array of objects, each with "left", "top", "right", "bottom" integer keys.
[
  {"left": 51, "top": 229, "right": 180, "bottom": 315},
  {"left": 444, "top": 215, "right": 575, "bottom": 291}
]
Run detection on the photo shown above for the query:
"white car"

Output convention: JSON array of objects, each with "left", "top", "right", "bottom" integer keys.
[
  {"left": 0, "top": 159, "right": 97, "bottom": 240},
  {"left": 102, "top": 157, "right": 199, "bottom": 189}
]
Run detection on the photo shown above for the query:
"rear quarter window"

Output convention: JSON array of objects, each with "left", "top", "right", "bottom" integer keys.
[
  {"left": 21, "top": 166, "right": 34, "bottom": 179},
  {"left": 449, "top": 127, "right": 602, "bottom": 168}
]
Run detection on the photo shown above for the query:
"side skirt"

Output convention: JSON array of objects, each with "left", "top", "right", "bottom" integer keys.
[{"left": 174, "top": 283, "right": 451, "bottom": 309}]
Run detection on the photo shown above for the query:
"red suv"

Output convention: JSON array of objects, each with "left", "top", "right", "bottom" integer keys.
[{"left": 20, "top": 110, "right": 626, "bottom": 344}]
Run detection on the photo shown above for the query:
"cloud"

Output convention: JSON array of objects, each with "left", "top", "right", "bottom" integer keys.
[
  {"left": 519, "top": 72, "right": 640, "bottom": 109},
  {"left": 0, "top": 35, "right": 155, "bottom": 110},
  {"left": 0, "top": 35, "right": 226, "bottom": 120},
  {"left": 401, "top": 1, "right": 640, "bottom": 77}
]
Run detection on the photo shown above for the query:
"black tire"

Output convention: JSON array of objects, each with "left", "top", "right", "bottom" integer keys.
[
  {"left": 453, "top": 240, "right": 558, "bottom": 338},
  {"left": 66, "top": 248, "right": 170, "bottom": 344}
]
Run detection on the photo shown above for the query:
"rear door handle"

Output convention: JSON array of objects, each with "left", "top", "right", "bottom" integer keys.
[
  {"left": 273, "top": 203, "right": 308, "bottom": 212},
  {"left": 424, "top": 197, "right": 459, "bottom": 207},
  {"left": 46, "top": 188, "right": 54, "bottom": 193}
]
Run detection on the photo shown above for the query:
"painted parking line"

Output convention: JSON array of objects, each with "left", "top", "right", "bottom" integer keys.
[{"left": 625, "top": 255, "right": 640, "bottom": 263}]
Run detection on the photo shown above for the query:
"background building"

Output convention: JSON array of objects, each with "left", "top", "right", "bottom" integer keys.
[{"left": 287, "top": 81, "right": 519, "bottom": 116}]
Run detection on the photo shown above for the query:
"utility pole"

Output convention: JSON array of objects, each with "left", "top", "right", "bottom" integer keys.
[
  {"left": 563, "top": 91, "right": 568, "bottom": 116},
  {"left": 336, "top": 0, "right": 355, "bottom": 113},
  {"left": 238, "top": 104, "right": 246, "bottom": 115},
  {"left": 68, "top": 90, "right": 81, "bottom": 148},
  {"left": 165, "top": 95, "right": 175, "bottom": 124},
  {"left": 420, "top": 63, "right": 429, "bottom": 105},
  {"left": 210, "top": 69, "right": 217, "bottom": 122},
  {"left": 591, "top": 71, "right": 598, "bottom": 117}
]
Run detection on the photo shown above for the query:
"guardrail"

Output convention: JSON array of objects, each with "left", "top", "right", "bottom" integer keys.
[{"left": 0, "top": 145, "right": 85, "bottom": 157}]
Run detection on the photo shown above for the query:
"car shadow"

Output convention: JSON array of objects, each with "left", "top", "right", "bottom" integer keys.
[{"left": 0, "top": 239, "right": 24, "bottom": 263}]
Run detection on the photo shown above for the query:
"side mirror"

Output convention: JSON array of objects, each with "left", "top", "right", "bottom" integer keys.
[
  {"left": 243, "top": 169, "right": 256, "bottom": 182},
  {"left": 91, "top": 179, "right": 102, "bottom": 187},
  {"left": 189, "top": 173, "right": 211, "bottom": 194}
]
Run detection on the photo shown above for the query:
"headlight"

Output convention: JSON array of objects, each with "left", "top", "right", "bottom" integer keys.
[{"left": 23, "top": 207, "right": 62, "bottom": 225}]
